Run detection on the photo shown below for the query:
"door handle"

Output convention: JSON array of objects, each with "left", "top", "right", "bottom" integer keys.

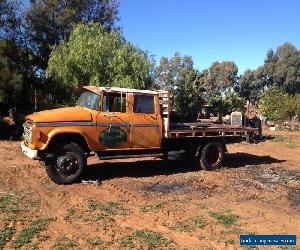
[{"left": 104, "top": 114, "right": 117, "bottom": 119}]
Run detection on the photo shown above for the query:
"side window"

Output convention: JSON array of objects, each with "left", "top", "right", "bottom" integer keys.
[
  {"left": 134, "top": 95, "right": 155, "bottom": 114},
  {"left": 103, "top": 93, "right": 126, "bottom": 112}
]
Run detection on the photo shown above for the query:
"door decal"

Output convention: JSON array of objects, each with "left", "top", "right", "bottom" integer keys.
[{"left": 99, "top": 127, "right": 128, "bottom": 147}]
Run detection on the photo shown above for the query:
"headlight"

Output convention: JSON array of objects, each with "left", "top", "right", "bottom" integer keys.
[{"left": 23, "top": 122, "right": 33, "bottom": 144}]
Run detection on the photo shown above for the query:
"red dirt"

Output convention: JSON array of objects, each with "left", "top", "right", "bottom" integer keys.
[{"left": 0, "top": 130, "right": 299, "bottom": 249}]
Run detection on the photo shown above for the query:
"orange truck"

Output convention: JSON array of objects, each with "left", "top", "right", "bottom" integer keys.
[{"left": 21, "top": 86, "right": 257, "bottom": 184}]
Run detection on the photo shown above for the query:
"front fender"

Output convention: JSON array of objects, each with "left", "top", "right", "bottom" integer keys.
[{"left": 35, "top": 127, "right": 93, "bottom": 151}]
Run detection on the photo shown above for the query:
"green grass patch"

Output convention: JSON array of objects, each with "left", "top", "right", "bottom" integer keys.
[
  {"left": 54, "top": 234, "right": 78, "bottom": 250},
  {"left": 196, "top": 203, "right": 208, "bottom": 209},
  {"left": 0, "top": 227, "right": 14, "bottom": 249},
  {"left": 0, "top": 193, "right": 39, "bottom": 218},
  {"left": 139, "top": 202, "right": 165, "bottom": 213},
  {"left": 88, "top": 200, "right": 128, "bottom": 216},
  {"left": 0, "top": 194, "right": 20, "bottom": 214},
  {"left": 64, "top": 208, "right": 76, "bottom": 221},
  {"left": 208, "top": 211, "right": 238, "bottom": 227},
  {"left": 133, "top": 230, "right": 173, "bottom": 249},
  {"left": 170, "top": 220, "right": 193, "bottom": 232},
  {"left": 118, "top": 235, "right": 135, "bottom": 249},
  {"left": 87, "top": 236, "right": 109, "bottom": 249},
  {"left": 272, "top": 136, "right": 290, "bottom": 142},
  {"left": 192, "top": 216, "right": 209, "bottom": 229},
  {"left": 287, "top": 141, "right": 297, "bottom": 148},
  {"left": 171, "top": 216, "right": 209, "bottom": 232},
  {"left": 272, "top": 136, "right": 297, "bottom": 148},
  {"left": 100, "top": 202, "right": 122, "bottom": 215},
  {"left": 12, "top": 219, "right": 50, "bottom": 248}
]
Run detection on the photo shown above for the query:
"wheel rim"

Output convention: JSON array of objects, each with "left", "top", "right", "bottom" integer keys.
[
  {"left": 207, "top": 146, "right": 220, "bottom": 166},
  {"left": 56, "top": 152, "right": 79, "bottom": 177}
]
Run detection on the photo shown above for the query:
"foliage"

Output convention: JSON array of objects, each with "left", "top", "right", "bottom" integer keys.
[
  {"left": 195, "top": 61, "right": 239, "bottom": 117},
  {"left": 47, "top": 22, "right": 153, "bottom": 97},
  {"left": 206, "top": 61, "right": 238, "bottom": 97},
  {"left": 262, "top": 43, "right": 300, "bottom": 95},
  {"left": 0, "top": 227, "right": 14, "bottom": 249},
  {"left": 54, "top": 234, "right": 78, "bottom": 250},
  {"left": 0, "top": 0, "right": 120, "bottom": 114},
  {"left": 0, "top": 1, "right": 34, "bottom": 113},
  {"left": 236, "top": 68, "right": 267, "bottom": 102},
  {"left": 155, "top": 53, "right": 205, "bottom": 121},
  {"left": 25, "top": 0, "right": 120, "bottom": 71},
  {"left": 208, "top": 211, "right": 238, "bottom": 228},
  {"left": 12, "top": 219, "right": 50, "bottom": 248},
  {"left": 133, "top": 230, "right": 173, "bottom": 249},
  {"left": 0, "top": 40, "right": 24, "bottom": 111},
  {"left": 207, "top": 93, "right": 244, "bottom": 118},
  {"left": 259, "top": 86, "right": 299, "bottom": 121}
]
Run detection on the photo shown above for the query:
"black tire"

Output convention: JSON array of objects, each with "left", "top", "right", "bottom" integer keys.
[
  {"left": 199, "top": 142, "right": 224, "bottom": 171},
  {"left": 45, "top": 142, "right": 86, "bottom": 184}
]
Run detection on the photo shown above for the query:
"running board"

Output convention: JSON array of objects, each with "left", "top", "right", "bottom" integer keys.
[{"left": 98, "top": 153, "right": 163, "bottom": 160}]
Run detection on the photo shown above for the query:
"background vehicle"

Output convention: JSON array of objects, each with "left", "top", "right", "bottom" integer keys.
[{"left": 21, "top": 86, "right": 257, "bottom": 184}]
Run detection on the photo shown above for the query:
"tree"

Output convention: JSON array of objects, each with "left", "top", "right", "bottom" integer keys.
[
  {"left": 174, "top": 55, "right": 204, "bottom": 121},
  {"left": 262, "top": 43, "right": 300, "bottom": 95},
  {"left": 0, "top": 40, "right": 23, "bottom": 112},
  {"left": 195, "top": 61, "right": 239, "bottom": 118},
  {"left": 0, "top": 0, "right": 121, "bottom": 113},
  {"left": 25, "top": 0, "right": 120, "bottom": 71},
  {"left": 0, "top": 1, "right": 35, "bottom": 113},
  {"left": 47, "top": 22, "right": 153, "bottom": 102},
  {"left": 0, "top": 0, "right": 20, "bottom": 38},
  {"left": 155, "top": 53, "right": 205, "bottom": 121},
  {"left": 155, "top": 52, "right": 188, "bottom": 92},
  {"left": 204, "top": 61, "right": 238, "bottom": 99},
  {"left": 237, "top": 67, "right": 267, "bottom": 103}
]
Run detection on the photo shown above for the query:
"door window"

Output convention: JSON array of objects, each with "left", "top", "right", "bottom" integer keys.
[
  {"left": 103, "top": 93, "right": 126, "bottom": 112},
  {"left": 133, "top": 95, "right": 155, "bottom": 114}
]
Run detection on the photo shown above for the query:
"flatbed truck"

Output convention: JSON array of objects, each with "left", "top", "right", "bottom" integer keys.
[{"left": 21, "top": 86, "right": 258, "bottom": 184}]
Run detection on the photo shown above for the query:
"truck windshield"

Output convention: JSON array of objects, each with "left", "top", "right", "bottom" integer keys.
[{"left": 76, "top": 91, "right": 100, "bottom": 110}]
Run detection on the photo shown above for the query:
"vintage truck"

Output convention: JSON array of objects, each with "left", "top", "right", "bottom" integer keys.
[{"left": 21, "top": 86, "right": 257, "bottom": 184}]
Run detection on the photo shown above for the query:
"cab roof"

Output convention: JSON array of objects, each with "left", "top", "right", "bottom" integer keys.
[{"left": 82, "top": 86, "right": 167, "bottom": 95}]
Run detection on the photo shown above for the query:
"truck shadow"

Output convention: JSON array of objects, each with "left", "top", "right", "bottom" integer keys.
[
  {"left": 223, "top": 153, "right": 285, "bottom": 168},
  {"left": 83, "top": 153, "right": 285, "bottom": 181}
]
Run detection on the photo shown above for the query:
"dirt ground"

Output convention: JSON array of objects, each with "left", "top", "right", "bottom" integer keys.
[{"left": 0, "top": 130, "right": 299, "bottom": 250}]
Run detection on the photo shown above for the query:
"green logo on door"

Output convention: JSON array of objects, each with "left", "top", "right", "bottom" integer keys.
[{"left": 99, "top": 127, "right": 127, "bottom": 147}]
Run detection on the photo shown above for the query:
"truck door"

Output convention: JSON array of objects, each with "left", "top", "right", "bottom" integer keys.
[
  {"left": 96, "top": 91, "right": 131, "bottom": 150},
  {"left": 130, "top": 94, "right": 161, "bottom": 148}
]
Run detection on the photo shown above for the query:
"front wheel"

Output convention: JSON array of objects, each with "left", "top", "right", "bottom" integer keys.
[
  {"left": 199, "top": 142, "right": 225, "bottom": 171},
  {"left": 45, "top": 142, "right": 86, "bottom": 184}
]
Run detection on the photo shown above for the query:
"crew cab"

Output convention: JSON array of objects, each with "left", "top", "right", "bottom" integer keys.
[{"left": 21, "top": 86, "right": 257, "bottom": 184}]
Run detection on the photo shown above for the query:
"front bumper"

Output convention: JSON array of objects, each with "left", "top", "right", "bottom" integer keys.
[{"left": 21, "top": 141, "right": 38, "bottom": 159}]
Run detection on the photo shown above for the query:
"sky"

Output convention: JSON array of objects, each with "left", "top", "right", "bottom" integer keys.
[{"left": 118, "top": 0, "right": 300, "bottom": 73}]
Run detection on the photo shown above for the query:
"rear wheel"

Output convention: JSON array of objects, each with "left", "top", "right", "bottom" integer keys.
[
  {"left": 199, "top": 142, "right": 224, "bottom": 170},
  {"left": 45, "top": 142, "right": 86, "bottom": 184}
]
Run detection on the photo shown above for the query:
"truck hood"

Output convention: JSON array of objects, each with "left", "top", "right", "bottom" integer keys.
[{"left": 26, "top": 107, "right": 93, "bottom": 123}]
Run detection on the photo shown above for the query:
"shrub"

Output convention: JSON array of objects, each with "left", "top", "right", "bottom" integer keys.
[{"left": 259, "top": 86, "right": 299, "bottom": 121}]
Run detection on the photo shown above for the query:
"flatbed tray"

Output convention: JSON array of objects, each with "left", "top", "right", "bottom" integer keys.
[{"left": 168, "top": 122, "right": 258, "bottom": 138}]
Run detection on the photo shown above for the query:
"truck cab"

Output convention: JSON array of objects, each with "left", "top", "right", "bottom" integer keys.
[{"left": 21, "top": 86, "right": 169, "bottom": 184}]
